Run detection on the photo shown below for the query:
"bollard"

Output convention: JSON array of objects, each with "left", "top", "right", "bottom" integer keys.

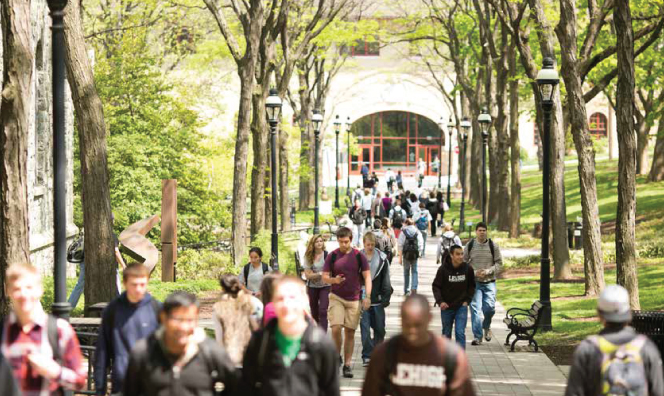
[
  {"left": 567, "top": 222, "right": 575, "bottom": 249},
  {"left": 573, "top": 221, "right": 583, "bottom": 250}
]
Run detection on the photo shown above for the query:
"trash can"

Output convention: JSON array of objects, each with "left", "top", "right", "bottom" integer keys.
[
  {"left": 567, "top": 222, "right": 575, "bottom": 249},
  {"left": 573, "top": 222, "right": 583, "bottom": 250}
]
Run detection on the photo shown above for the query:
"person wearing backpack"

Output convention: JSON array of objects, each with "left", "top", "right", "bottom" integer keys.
[
  {"left": 389, "top": 202, "right": 407, "bottom": 231},
  {"left": 240, "top": 247, "right": 272, "bottom": 297},
  {"left": 463, "top": 222, "right": 502, "bottom": 346},
  {"left": 240, "top": 276, "right": 340, "bottom": 396},
  {"left": 95, "top": 263, "right": 162, "bottom": 395},
  {"left": 426, "top": 191, "right": 439, "bottom": 237},
  {"left": 361, "top": 294, "right": 475, "bottom": 396},
  {"left": 432, "top": 245, "right": 475, "bottom": 350},
  {"left": 124, "top": 292, "right": 238, "bottom": 396},
  {"left": 349, "top": 199, "right": 368, "bottom": 248},
  {"left": 437, "top": 223, "right": 463, "bottom": 265},
  {"left": 360, "top": 232, "right": 393, "bottom": 367},
  {"left": 2, "top": 264, "right": 86, "bottom": 395},
  {"left": 398, "top": 219, "right": 424, "bottom": 295},
  {"left": 564, "top": 285, "right": 663, "bottom": 396},
  {"left": 415, "top": 202, "right": 433, "bottom": 258}
]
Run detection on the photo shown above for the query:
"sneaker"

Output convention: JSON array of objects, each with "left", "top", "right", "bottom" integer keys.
[
  {"left": 363, "top": 358, "right": 370, "bottom": 367},
  {"left": 343, "top": 365, "right": 354, "bottom": 378},
  {"left": 471, "top": 338, "right": 482, "bottom": 346},
  {"left": 484, "top": 328, "right": 493, "bottom": 342}
]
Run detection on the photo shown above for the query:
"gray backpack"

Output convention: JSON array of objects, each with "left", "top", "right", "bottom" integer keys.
[{"left": 589, "top": 334, "right": 648, "bottom": 396}]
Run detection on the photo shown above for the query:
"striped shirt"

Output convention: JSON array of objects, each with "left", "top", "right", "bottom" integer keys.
[
  {"left": 1, "top": 305, "right": 86, "bottom": 396},
  {"left": 463, "top": 238, "right": 503, "bottom": 282}
]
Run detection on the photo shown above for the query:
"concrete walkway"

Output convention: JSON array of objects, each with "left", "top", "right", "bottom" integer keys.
[{"left": 339, "top": 234, "right": 568, "bottom": 396}]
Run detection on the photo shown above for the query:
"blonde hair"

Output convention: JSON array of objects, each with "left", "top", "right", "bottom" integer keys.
[
  {"left": 363, "top": 231, "right": 377, "bottom": 244},
  {"left": 443, "top": 223, "right": 453, "bottom": 232},
  {"left": 304, "top": 234, "right": 325, "bottom": 266},
  {"left": 6, "top": 264, "right": 42, "bottom": 287}
]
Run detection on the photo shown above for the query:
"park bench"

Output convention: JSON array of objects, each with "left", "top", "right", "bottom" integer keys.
[
  {"left": 631, "top": 310, "right": 664, "bottom": 361},
  {"left": 503, "top": 300, "right": 544, "bottom": 352}
]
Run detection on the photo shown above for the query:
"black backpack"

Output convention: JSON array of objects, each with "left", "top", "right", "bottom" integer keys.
[
  {"left": 402, "top": 230, "right": 419, "bottom": 261},
  {"left": 467, "top": 238, "right": 495, "bottom": 261},
  {"left": 392, "top": 209, "right": 404, "bottom": 228},
  {"left": 243, "top": 262, "right": 270, "bottom": 285},
  {"left": 352, "top": 208, "right": 367, "bottom": 225}
]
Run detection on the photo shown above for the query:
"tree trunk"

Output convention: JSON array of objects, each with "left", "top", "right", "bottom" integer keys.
[
  {"left": 636, "top": 120, "right": 650, "bottom": 175},
  {"left": 0, "top": 0, "right": 32, "bottom": 315},
  {"left": 279, "top": 123, "right": 290, "bottom": 231},
  {"left": 461, "top": 97, "right": 472, "bottom": 202},
  {"left": 63, "top": 0, "right": 118, "bottom": 306},
  {"left": 614, "top": 0, "right": 640, "bottom": 309},
  {"left": 556, "top": 0, "right": 605, "bottom": 295},
  {"left": 298, "top": 70, "right": 312, "bottom": 210},
  {"left": 508, "top": 38, "right": 521, "bottom": 238},
  {"left": 250, "top": 90, "right": 268, "bottom": 237},
  {"left": 494, "top": 25, "right": 511, "bottom": 231},
  {"left": 649, "top": 118, "right": 664, "bottom": 181}
]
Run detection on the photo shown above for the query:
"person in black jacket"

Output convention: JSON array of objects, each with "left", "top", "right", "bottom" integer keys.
[
  {"left": 123, "top": 291, "right": 238, "bottom": 396},
  {"left": 359, "top": 232, "right": 393, "bottom": 367},
  {"left": 432, "top": 245, "right": 475, "bottom": 349},
  {"left": 240, "top": 275, "right": 340, "bottom": 396}
]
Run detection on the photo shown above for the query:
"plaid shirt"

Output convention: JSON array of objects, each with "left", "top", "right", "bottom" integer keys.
[{"left": 1, "top": 305, "right": 86, "bottom": 396}]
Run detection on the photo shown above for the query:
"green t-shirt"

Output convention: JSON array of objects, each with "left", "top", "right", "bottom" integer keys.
[{"left": 275, "top": 327, "right": 303, "bottom": 367}]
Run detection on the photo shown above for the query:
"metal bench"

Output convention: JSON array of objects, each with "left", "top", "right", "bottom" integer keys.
[
  {"left": 503, "top": 300, "right": 544, "bottom": 352},
  {"left": 631, "top": 310, "right": 664, "bottom": 360}
]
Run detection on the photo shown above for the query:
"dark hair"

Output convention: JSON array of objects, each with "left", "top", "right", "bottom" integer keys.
[
  {"left": 219, "top": 274, "right": 242, "bottom": 297},
  {"left": 337, "top": 226, "right": 353, "bottom": 239},
  {"left": 381, "top": 218, "right": 389, "bottom": 229},
  {"left": 419, "top": 202, "right": 425, "bottom": 209},
  {"left": 410, "top": 193, "right": 417, "bottom": 202},
  {"left": 249, "top": 247, "right": 263, "bottom": 258},
  {"left": 476, "top": 222, "right": 487, "bottom": 231},
  {"left": 123, "top": 263, "right": 150, "bottom": 282},
  {"left": 450, "top": 245, "right": 463, "bottom": 256},
  {"left": 260, "top": 273, "right": 282, "bottom": 306},
  {"left": 373, "top": 219, "right": 382, "bottom": 229},
  {"left": 162, "top": 291, "right": 199, "bottom": 315},
  {"left": 402, "top": 293, "right": 430, "bottom": 314}
]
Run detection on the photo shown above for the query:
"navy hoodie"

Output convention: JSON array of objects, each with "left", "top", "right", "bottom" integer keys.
[{"left": 94, "top": 292, "right": 161, "bottom": 394}]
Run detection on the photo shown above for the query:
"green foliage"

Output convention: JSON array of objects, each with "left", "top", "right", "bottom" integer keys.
[
  {"left": 243, "top": 230, "right": 298, "bottom": 276},
  {"left": 172, "top": 250, "right": 237, "bottom": 281}
]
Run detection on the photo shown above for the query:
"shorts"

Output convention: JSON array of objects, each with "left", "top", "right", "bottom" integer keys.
[{"left": 328, "top": 293, "right": 362, "bottom": 330}]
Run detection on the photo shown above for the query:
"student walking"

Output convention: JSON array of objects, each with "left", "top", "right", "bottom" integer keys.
[
  {"left": 564, "top": 285, "right": 663, "bottom": 396},
  {"left": 124, "top": 292, "right": 238, "bottom": 396},
  {"left": 398, "top": 219, "right": 424, "bottom": 295},
  {"left": 2, "top": 264, "right": 86, "bottom": 396},
  {"left": 361, "top": 189, "right": 374, "bottom": 227},
  {"left": 361, "top": 294, "right": 476, "bottom": 396},
  {"left": 426, "top": 191, "right": 439, "bottom": 237},
  {"left": 432, "top": 245, "right": 475, "bottom": 349},
  {"left": 437, "top": 224, "right": 463, "bottom": 264},
  {"left": 415, "top": 202, "right": 432, "bottom": 257},
  {"left": 303, "top": 234, "right": 331, "bottom": 331},
  {"left": 349, "top": 199, "right": 368, "bottom": 248},
  {"left": 463, "top": 222, "right": 502, "bottom": 345},
  {"left": 240, "top": 276, "right": 340, "bottom": 396},
  {"left": 360, "top": 232, "right": 393, "bottom": 367},
  {"left": 322, "top": 227, "right": 372, "bottom": 379},
  {"left": 240, "top": 247, "right": 272, "bottom": 297},
  {"left": 396, "top": 171, "right": 404, "bottom": 190},
  {"left": 95, "top": 263, "right": 161, "bottom": 395}
]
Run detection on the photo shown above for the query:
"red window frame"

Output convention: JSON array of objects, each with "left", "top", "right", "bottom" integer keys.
[{"left": 588, "top": 112, "right": 607, "bottom": 138}]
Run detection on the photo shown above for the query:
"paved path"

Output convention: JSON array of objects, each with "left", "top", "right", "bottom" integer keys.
[{"left": 339, "top": 234, "right": 568, "bottom": 396}]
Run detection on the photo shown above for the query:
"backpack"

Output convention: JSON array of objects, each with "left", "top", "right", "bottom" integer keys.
[
  {"left": 372, "top": 230, "right": 390, "bottom": 255},
  {"left": 441, "top": 235, "right": 456, "bottom": 253},
  {"left": 382, "top": 335, "right": 457, "bottom": 395},
  {"left": 467, "top": 238, "right": 495, "bottom": 262},
  {"left": 588, "top": 335, "right": 649, "bottom": 396},
  {"left": 402, "top": 230, "right": 419, "bottom": 261},
  {"left": 392, "top": 209, "right": 404, "bottom": 228},
  {"left": 352, "top": 208, "right": 367, "bottom": 225},
  {"left": 416, "top": 213, "right": 429, "bottom": 231},
  {"left": 67, "top": 234, "right": 84, "bottom": 263},
  {"left": 244, "top": 262, "right": 270, "bottom": 286}
]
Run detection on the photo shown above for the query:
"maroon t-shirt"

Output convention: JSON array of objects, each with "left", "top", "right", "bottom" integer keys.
[{"left": 323, "top": 248, "right": 369, "bottom": 301}]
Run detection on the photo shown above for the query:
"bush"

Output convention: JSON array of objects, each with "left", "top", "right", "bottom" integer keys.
[
  {"left": 244, "top": 230, "right": 297, "bottom": 275},
  {"left": 639, "top": 243, "right": 664, "bottom": 259},
  {"left": 174, "top": 250, "right": 237, "bottom": 281}
]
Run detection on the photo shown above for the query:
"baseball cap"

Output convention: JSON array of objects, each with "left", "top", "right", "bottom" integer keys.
[{"left": 597, "top": 285, "right": 632, "bottom": 323}]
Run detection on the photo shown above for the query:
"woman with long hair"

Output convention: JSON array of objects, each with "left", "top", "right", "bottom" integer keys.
[
  {"left": 380, "top": 218, "right": 398, "bottom": 264},
  {"left": 260, "top": 272, "right": 283, "bottom": 326},
  {"left": 213, "top": 274, "right": 260, "bottom": 366},
  {"left": 303, "top": 234, "right": 330, "bottom": 331}
]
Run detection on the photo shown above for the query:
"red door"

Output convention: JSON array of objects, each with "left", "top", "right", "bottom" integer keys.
[{"left": 351, "top": 145, "right": 374, "bottom": 174}]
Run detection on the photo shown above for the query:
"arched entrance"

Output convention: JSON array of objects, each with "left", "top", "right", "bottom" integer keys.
[{"left": 349, "top": 111, "right": 443, "bottom": 176}]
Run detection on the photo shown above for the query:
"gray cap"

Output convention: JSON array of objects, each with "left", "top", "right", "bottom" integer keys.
[{"left": 597, "top": 285, "right": 632, "bottom": 323}]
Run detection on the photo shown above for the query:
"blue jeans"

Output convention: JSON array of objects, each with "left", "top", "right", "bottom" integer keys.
[
  {"left": 441, "top": 306, "right": 468, "bottom": 349},
  {"left": 360, "top": 305, "right": 386, "bottom": 359},
  {"left": 470, "top": 281, "right": 497, "bottom": 340},
  {"left": 403, "top": 258, "right": 418, "bottom": 293},
  {"left": 420, "top": 230, "right": 428, "bottom": 257},
  {"left": 68, "top": 262, "right": 85, "bottom": 308}
]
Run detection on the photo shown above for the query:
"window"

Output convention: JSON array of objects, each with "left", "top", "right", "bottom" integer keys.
[
  {"left": 588, "top": 112, "right": 608, "bottom": 138},
  {"left": 342, "top": 37, "right": 380, "bottom": 56}
]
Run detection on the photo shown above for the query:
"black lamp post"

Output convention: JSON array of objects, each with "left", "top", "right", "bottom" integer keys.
[
  {"left": 266, "top": 89, "right": 283, "bottom": 271},
  {"left": 478, "top": 108, "right": 492, "bottom": 224},
  {"left": 459, "top": 118, "right": 471, "bottom": 233},
  {"left": 346, "top": 117, "right": 351, "bottom": 198},
  {"left": 536, "top": 57, "right": 559, "bottom": 332},
  {"left": 334, "top": 115, "right": 342, "bottom": 208},
  {"left": 312, "top": 110, "right": 323, "bottom": 234},
  {"left": 447, "top": 117, "right": 454, "bottom": 208},
  {"left": 438, "top": 117, "right": 444, "bottom": 190},
  {"left": 48, "top": 0, "right": 71, "bottom": 322}
]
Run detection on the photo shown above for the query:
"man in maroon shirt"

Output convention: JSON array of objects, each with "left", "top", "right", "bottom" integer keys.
[{"left": 323, "top": 227, "right": 372, "bottom": 379}]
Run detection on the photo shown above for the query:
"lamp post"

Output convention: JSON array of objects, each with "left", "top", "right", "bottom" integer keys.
[
  {"left": 266, "top": 89, "right": 283, "bottom": 271},
  {"left": 346, "top": 117, "right": 351, "bottom": 198},
  {"left": 312, "top": 110, "right": 324, "bottom": 234},
  {"left": 447, "top": 117, "right": 454, "bottom": 208},
  {"left": 477, "top": 108, "right": 492, "bottom": 224},
  {"left": 459, "top": 118, "right": 471, "bottom": 233},
  {"left": 536, "top": 57, "right": 559, "bottom": 332},
  {"left": 48, "top": 0, "right": 71, "bottom": 322},
  {"left": 438, "top": 117, "right": 444, "bottom": 189},
  {"left": 334, "top": 115, "right": 342, "bottom": 208}
]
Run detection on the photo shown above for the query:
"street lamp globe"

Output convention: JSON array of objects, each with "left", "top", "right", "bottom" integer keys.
[
  {"left": 478, "top": 108, "right": 492, "bottom": 135},
  {"left": 438, "top": 116, "right": 445, "bottom": 131},
  {"left": 447, "top": 117, "right": 455, "bottom": 135},
  {"left": 345, "top": 116, "right": 351, "bottom": 132},
  {"left": 334, "top": 115, "right": 341, "bottom": 134},
  {"left": 460, "top": 117, "right": 471, "bottom": 131},
  {"left": 266, "top": 88, "right": 282, "bottom": 124},
  {"left": 312, "top": 110, "right": 324, "bottom": 134},
  {"left": 536, "top": 57, "right": 560, "bottom": 104}
]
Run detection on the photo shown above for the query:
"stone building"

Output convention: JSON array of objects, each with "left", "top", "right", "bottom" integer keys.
[{"left": 1, "top": 1, "right": 77, "bottom": 275}]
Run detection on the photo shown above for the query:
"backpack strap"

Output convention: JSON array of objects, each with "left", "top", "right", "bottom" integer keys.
[
  {"left": 356, "top": 251, "right": 364, "bottom": 274},
  {"left": 488, "top": 239, "right": 495, "bottom": 262},
  {"left": 329, "top": 252, "right": 338, "bottom": 277},
  {"left": 255, "top": 329, "right": 271, "bottom": 389},
  {"left": 243, "top": 264, "right": 250, "bottom": 285},
  {"left": 261, "top": 262, "right": 270, "bottom": 274},
  {"left": 47, "top": 315, "right": 61, "bottom": 363},
  {"left": 467, "top": 239, "right": 474, "bottom": 254}
]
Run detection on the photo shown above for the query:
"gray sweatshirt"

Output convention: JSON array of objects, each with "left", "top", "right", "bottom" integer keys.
[{"left": 463, "top": 238, "right": 502, "bottom": 282}]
